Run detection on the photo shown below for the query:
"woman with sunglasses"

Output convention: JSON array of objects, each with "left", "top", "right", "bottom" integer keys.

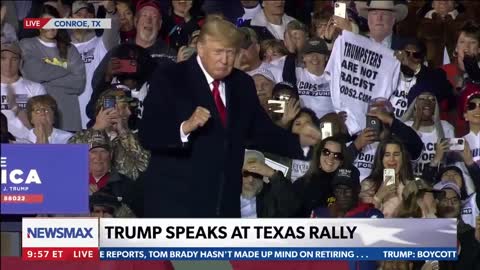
[
  {"left": 459, "top": 91, "right": 480, "bottom": 228},
  {"left": 293, "top": 136, "right": 351, "bottom": 217},
  {"left": 463, "top": 92, "right": 480, "bottom": 166},
  {"left": 359, "top": 137, "right": 414, "bottom": 217}
]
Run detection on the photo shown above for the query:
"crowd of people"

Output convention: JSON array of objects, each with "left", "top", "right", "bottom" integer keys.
[{"left": 1, "top": 0, "right": 480, "bottom": 269}]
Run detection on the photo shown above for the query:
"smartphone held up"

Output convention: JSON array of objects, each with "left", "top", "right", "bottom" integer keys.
[
  {"left": 268, "top": 100, "right": 286, "bottom": 114},
  {"left": 103, "top": 96, "right": 116, "bottom": 110},
  {"left": 383, "top": 169, "right": 395, "bottom": 186},
  {"left": 366, "top": 115, "right": 381, "bottom": 140},
  {"left": 321, "top": 122, "right": 333, "bottom": 139},
  {"left": 447, "top": 138, "right": 465, "bottom": 151},
  {"left": 334, "top": 2, "right": 347, "bottom": 19}
]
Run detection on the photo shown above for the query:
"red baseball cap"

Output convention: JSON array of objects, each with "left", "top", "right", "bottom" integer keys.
[{"left": 136, "top": 0, "right": 162, "bottom": 16}]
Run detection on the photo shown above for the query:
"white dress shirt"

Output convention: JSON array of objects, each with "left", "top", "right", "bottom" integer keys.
[
  {"left": 25, "top": 128, "right": 73, "bottom": 144},
  {"left": 240, "top": 195, "right": 257, "bottom": 218},
  {"left": 370, "top": 34, "right": 392, "bottom": 49},
  {"left": 180, "top": 56, "right": 227, "bottom": 142},
  {"left": 424, "top": 9, "right": 459, "bottom": 20}
]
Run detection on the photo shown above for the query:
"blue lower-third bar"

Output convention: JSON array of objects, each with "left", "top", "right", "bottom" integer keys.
[{"left": 99, "top": 247, "right": 457, "bottom": 261}]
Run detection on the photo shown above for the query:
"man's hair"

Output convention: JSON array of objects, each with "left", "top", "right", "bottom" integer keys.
[
  {"left": 311, "top": 9, "right": 333, "bottom": 36},
  {"left": 286, "top": 20, "right": 307, "bottom": 33},
  {"left": 26, "top": 94, "right": 58, "bottom": 125},
  {"left": 259, "top": 39, "right": 288, "bottom": 60},
  {"left": 116, "top": 0, "right": 136, "bottom": 15},
  {"left": 198, "top": 16, "right": 243, "bottom": 48},
  {"left": 459, "top": 21, "right": 480, "bottom": 43},
  {"left": 290, "top": 108, "right": 320, "bottom": 131}
]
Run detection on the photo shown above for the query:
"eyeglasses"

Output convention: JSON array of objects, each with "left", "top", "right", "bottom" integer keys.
[
  {"left": 321, "top": 148, "right": 344, "bottom": 161},
  {"left": 32, "top": 107, "right": 52, "bottom": 114},
  {"left": 440, "top": 197, "right": 460, "bottom": 205},
  {"left": 404, "top": 50, "right": 423, "bottom": 59},
  {"left": 467, "top": 102, "right": 480, "bottom": 111}
]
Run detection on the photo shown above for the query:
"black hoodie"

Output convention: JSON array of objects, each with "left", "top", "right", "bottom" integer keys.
[{"left": 293, "top": 169, "right": 336, "bottom": 217}]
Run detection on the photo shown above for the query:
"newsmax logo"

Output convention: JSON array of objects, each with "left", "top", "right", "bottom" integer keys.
[{"left": 27, "top": 227, "right": 94, "bottom": 239}]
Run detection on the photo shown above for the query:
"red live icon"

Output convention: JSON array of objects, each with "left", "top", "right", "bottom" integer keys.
[
  {"left": 23, "top": 18, "right": 50, "bottom": 29},
  {"left": 23, "top": 248, "right": 99, "bottom": 261}
]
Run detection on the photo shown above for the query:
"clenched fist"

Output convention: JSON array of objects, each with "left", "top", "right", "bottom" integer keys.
[{"left": 182, "top": 106, "right": 211, "bottom": 135}]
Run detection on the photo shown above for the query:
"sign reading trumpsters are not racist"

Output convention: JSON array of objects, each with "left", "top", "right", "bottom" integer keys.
[{"left": 325, "top": 31, "right": 400, "bottom": 134}]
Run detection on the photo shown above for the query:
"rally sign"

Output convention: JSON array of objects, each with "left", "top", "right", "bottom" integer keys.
[
  {"left": 325, "top": 31, "right": 400, "bottom": 134},
  {"left": 1, "top": 144, "right": 89, "bottom": 214}
]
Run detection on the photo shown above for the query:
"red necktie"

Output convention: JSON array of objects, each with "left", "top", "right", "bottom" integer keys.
[{"left": 212, "top": 80, "right": 227, "bottom": 127}]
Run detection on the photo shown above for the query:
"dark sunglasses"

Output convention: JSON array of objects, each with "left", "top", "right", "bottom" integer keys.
[
  {"left": 321, "top": 148, "right": 344, "bottom": 161},
  {"left": 405, "top": 50, "right": 423, "bottom": 59},
  {"left": 242, "top": 171, "right": 262, "bottom": 179},
  {"left": 467, "top": 102, "right": 480, "bottom": 111}
]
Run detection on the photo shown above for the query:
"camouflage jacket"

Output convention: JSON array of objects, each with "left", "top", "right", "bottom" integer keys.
[{"left": 68, "top": 129, "right": 150, "bottom": 180}]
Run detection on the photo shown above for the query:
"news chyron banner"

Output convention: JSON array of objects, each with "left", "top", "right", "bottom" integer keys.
[
  {"left": 22, "top": 218, "right": 457, "bottom": 262},
  {"left": 24, "top": 18, "right": 111, "bottom": 29},
  {"left": 1, "top": 144, "right": 89, "bottom": 214},
  {"left": 23, "top": 218, "right": 99, "bottom": 261}
]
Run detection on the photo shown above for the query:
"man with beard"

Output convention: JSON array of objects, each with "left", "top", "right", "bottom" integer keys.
[
  {"left": 90, "top": 0, "right": 176, "bottom": 97},
  {"left": 401, "top": 80, "right": 455, "bottom": 176}
]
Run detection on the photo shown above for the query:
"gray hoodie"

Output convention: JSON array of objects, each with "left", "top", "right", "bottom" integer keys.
[{"left": 20, "top": 37, "right": 86, "bottom": 131}]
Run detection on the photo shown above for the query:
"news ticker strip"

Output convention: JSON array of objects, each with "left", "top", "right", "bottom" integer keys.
[
  {"left": 23, "top": 247, "right": 457, "bottom": 261},
  {"left": 24, "top": 18, "right": 111, "bottom": 29},
  {"left": 22, "top": 218, "right": 458, "bottom": 261}
]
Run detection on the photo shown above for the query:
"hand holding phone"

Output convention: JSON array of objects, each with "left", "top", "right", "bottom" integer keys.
[
  {"left": 366, "top": 115, "right": 381, "bottom": 140},
  {"left": 383, "top": 169, "right": 396, "bottom": 186},
  {"left": 268, "top": 100, "right": 286, "bottom": 114},
  {"left": 321, "top": 122, "right": 333, "bottom": 139},
  {"left": 103, "top": 96, "right": 116, "bottom": 110},
  {"left": 448, "top": 138, "right": 465, "bottom": 151}
]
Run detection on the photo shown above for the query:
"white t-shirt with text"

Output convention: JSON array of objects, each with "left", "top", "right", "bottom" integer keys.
[
  {"left": 404, "top": 120, "right": 455, "bottom": 176},
  {"left": 390, "top": 75, "right": 417, "bottom": 119},
  {"left": 73, "top": 36, "right": 108, "bottom": 128},
  {"left": 296, "top": 68, "right": 334, "bottom": 119}
]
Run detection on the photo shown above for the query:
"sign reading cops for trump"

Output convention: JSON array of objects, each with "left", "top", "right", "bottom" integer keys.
[
  {"left": 325, "top": 31, "right": 400, "bottom": 134},
  {"left": 1, "top": 144, "right": 89, "bottom": 214}
]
